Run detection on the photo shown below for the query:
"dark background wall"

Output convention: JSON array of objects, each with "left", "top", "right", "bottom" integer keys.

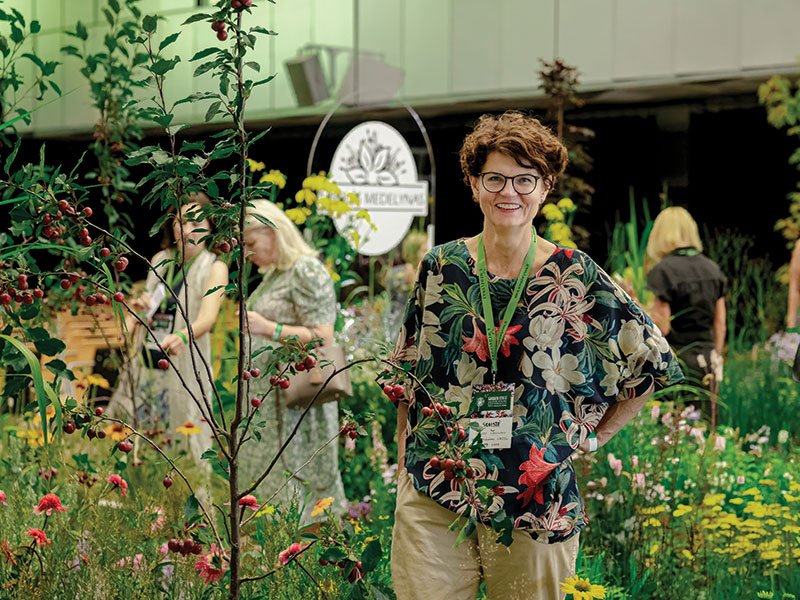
[{"left": 8, "top": 97, "right": 796, "bottom": 281}]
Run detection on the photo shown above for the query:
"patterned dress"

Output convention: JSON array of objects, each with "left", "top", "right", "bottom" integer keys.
[
  {"left": 389, "top": 240, "right": 683, "bottom": 543},
  {"left": 238, "top": 255, "right": 347, "bottom": 516},
  {"left": 109, "top": 248, "right": 218, "bottom": 466}
]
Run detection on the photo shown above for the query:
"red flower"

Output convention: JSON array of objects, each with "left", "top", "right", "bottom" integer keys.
[
  {"left": 33, "top": 493, "right": 67, "bottom": 516},
  {"left": 107, "top": 474, "right": 128, "bottom": 496},
  {"left": 1, "top": 540, "right": 16, "bottom": 565},
  {"left": 278, "top": 541, "right": 308, "bottom": 565},
  {"left": 27, "top": 528, "right": 51, "bottom": 546},
  {"left": 516, "top": 444, "right": 558, "bottom": 507},
  {"left": 462, "top": 318, "right": 490, "bottom": 362},
  {"left": 194, "top": 543, "right": 228, "bottom": 584},
  {"left": 0, "top": 491, "right": 7, "bottom": 506},
  {"left": 497, "top": 323, "right": 522, "bottom": 358},
  {"left": 239, "top": 495, "right": 259, "bottom": 511}
]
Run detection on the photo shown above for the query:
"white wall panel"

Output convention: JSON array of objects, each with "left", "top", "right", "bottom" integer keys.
[
  {"left": 356, "top": 0, "right": 404, "bottom": 98},
  {"left": 32, "top": 0, "right": 61, "bottom": 31},
  {"left": 451, "top": 0, "right": 501, "bottom": 95},
  {"left": 30, "top": 32, "right": 64, "bottom": 131},
  {"left": 273, "top": 0, "right": 313, "bottom": 110},
  {"left": 613, "top": 0, "right": 674, "bottom": 80},
  {"left": 674, "top": 0, "right": 738, "bottom": 75},
  {"left": 741, "top": 0, "right": 800, "bottom": 69},
  {"left": 499, "top": 0, "right": 555, "bottom": 91},
  {"left": 558, "top": 0, "right": 614, "bottom": 84},
  {"left": 404, "top": 0, "right": 450, "bottom": 99},
  {"left": 64, "top": 0, "right": 97, "bottom": 25}
]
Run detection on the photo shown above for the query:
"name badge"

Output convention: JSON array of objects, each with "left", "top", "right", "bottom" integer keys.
[
  {"left": 469, "top": 382, "right": 514, "bottom": 450},
  {"left": 146, "top": 312, "right": 174, "bottom": 349}
]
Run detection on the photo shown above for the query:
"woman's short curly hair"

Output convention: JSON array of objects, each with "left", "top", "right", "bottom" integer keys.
[{"left": 459, "top": 111, "right": 569, "bottom": 190}]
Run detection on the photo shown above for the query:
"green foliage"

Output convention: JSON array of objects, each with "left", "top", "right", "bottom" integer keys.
[{"left": 607, "top": 189, "right": 654, "bottom": 305}]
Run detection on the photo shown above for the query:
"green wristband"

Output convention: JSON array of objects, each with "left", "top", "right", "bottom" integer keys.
[
  {"left": 176, "top": 331, "right": 188, "bottom": 345},
  {"left": 272, "top": 322, "right": 283, "bottom": 341}
]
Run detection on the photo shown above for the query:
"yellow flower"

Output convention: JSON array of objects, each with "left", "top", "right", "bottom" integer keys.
[
  {"left": 176, "top": 421, "right": 201, "bottom": 435},
  {"left": 302, "top": 175, "right": 327, "bottom": 191},
  {"left": 703, "top": 493, "right": 726, "bottom": 506},
  {"left": 559, "top": 575, "right": 606, "bottom": 600},
  {"left": 346, "top": 192, "right": 360, "bottom": 207},
  {"left": 104, "top": 422, "right": 132, "bottom": 441},
  {"left": 295, "top": 188, "right": 317, "bottom": 206},
  {"left": 642, "top": 517, "right": 662, "bottom": 528},
  {"left": 541, "top": 203, "right": 564, "bottom": 221},
  {"left": 311, "top": 497, "right": 334, "bottom": 517},
  {"left": 673, "top": 504, "right": 694, "bottom": 518},
  {"left": 85, "top": 373, "right": 110, "bottom": 388},
  {"left": 557, "top": 197, "right": 576, "bottom": 213},
  {"left": 285, "top": 207, "right": 312, "bottom": 225},
  {"left": 317, "top": 196, "right": 350, "bottom": 217},
  {"left": 742, "top": 487, "right": 762, "bottom": 497},
  {"left": 641, "top": 505, "right": 668, "bottom": 515},
  {"left": 729, "top": 497, "right": 745, "bottom": 505},
  {"left": 247, "top": 159, "right": 265, "bottom": 173},
  {"left": 760, "top": 549, "right": 782, "bottom": 561},
  {"left": 348, "top": 230, "right": 361, "bottom": 249},
  {"left": 681, "top": 549, "right": 695, "bottom": 562},
  {"left": 256, "top": 504, "right": 276, "bottom": 518},
  {"left": 260, "top": 169, "right": 286, "bottom": 189},
  {"left": 758, "top": 479, "right": 777, "bottom": 486}
]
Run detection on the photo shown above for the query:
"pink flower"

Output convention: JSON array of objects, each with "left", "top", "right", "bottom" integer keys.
[
  {"left": 239, "top": 495, "right": 259, "bottom": 511},
  {"left": 33, "top": 493, "right": 67, "bottom": 516},
  {"left": 714, "top": 435, "right": 726, "bottom": 452},
  {"left": 107, "top": 474, "right": 128, "bottom": 496},
  {"left": 146, "top": 506, "right": 166, "bottom": 532},
  {"left": 631, "top": 455, "right": 639, "bottom": 468},
  {"left": 632, "top": 473, "right": 646, "bottom": 488},
  {"left": 278, "top": 542, "right": 308, "bottom": 565},
  {"left": 160, "top": 543, "right": 169, "bottom": 555},
  {"left": 27, "top": 528, "right": 51, "bottom": 546},
  {"left": 194, "top": 543, "right": 228, "bottom": 584},
  {"left": 1, "top": 540, "right": 15, "bottom": 565},
  {"left": 607, "top": 453, "right": 623, "bottom": 477},
  {"left": 0, "top": 491, "right": 7, "bottom": 506},
  {"left": 737, "top": 475, "right": 746, "bottom": 484},
  {"left": 650, "top": 404, "right": 660, "bottom": 421}
]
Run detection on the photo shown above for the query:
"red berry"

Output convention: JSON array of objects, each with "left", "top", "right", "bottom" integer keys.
[
  {"left": 348, "top": 430, "right": 358, "bottom": 440},
  {"left": 382, "top": 385, "right": 394, "bottom": 398},
  {"left": 458, "top": 427, "right": 467, "bottom": 441},
  {"left": 465, "top": 467, "right": 474, "bottom": 478},
  {"left": 58, "top": 200, "right": 69, "bottom": 211},
  {"left": 118, "top": 439, "right": 133, "bottom": 453},
  {"left": 295, "top": 362, "right": 306, "bottom": 372},
  {"left": 113, "top": 292, "right": 124, "bottom": 302},
  {"left": 167, "top": 539, "right": 180, "bottom": 552},
  {"left": 95, "top": 407, "right": 104, "bottom": 416},
  {"left": 443, "top": 470, "right": 455, "bottom": 481},
  {"left": 250, "top": 397, "right": 261, "bottom": 408},
  {"left": 0, "top": 294, "right": 10, "bottom": 305},
  {"left": 437, "top": 404, "right": 451, "bottom": 417},
  {"left": 269, "top": 375, "right": 279, "bottom": 386},
  {"left": 455, "top": 459, "right": 466, "bottom": 470},
  {"left": 114, "top": 257, "right": 128, "bottom": 271},
  {"left": 392, "top": 384, "right": 404, "bottom": 397},
  {"left": 60, "top": 279, "right": 71, "bottom": 290},
  {"left": 217, "top": 29, "right": 228, "bottom": 41},
  {"left": 231, "top": 0, "right": 242, "bottom": 7},
  {"left": 42, "top": 214, "right": 52, "bottom": 225},
  {"left": 63, "top": 422, "right": 76, "bottom": 434},
  {"left": 84, "top": 295, "right": 96, "bottom": 307},
  {"left": 319, "top": 558, "right": 329, "bottom": 566},
  {"left": 158, "top": 359, "right": 169, "bottom": 370},
  {"left": 278, "top": 379, "right": 290, "bottom": 390},
  {"left": 87, "top": 428, "right": 97, "bottom": 440},
  {"left": 100, "top": 247, "right": 111, "bottom": 258},
  {"left": 429, "top": 456, "right": 440, "bottom": 469},
  {"left": 81, "top": 236, "right": 92, "bottom": 246},
  {"left": 42, "top": 225, "right": 55, "bottom": 238},
  {"left": 79, "top": 228, "right": 89, "bottom": 238},
  {"left": 241, "top": 370, "right": 251, "bottom": 381},
  {"left": 218, "top": 241, "right": 231, "bottom": 253},
  {"left": 95, "top": 293, "right": 107, "bottom": 305},
  {"left": 250, "top": 368, "right": 261, "bottom": 378},
  {"left": 421, "top": 406, "right": 433, "bottom": 417},
  {"left": 33, "top": 289, "right": 44, "bottom": 299},
  {"left": 83, "top": 207, "right": 93, "bottom": 217},
  {"left": 211, "top": 20, "right": 224, "bottom": 31},
  {"left": 163, "top": 476, "right": 173, "bottom": 489},
  {"left": 442, "top": 458, "right": 455, "bottom": 471},
  {"left": 493, "top": 485, "right": 504, "bottom": 496},
  {"left": 304, "top": 356, "right": 316, "bottom": 368},
  {"left": 97, "top": 430, "right": 106, "bottom": 439}
]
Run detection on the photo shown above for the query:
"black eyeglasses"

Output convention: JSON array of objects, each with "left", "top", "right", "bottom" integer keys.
[{"left": 480, "top": 172, "right": 540, "bottom": 195}]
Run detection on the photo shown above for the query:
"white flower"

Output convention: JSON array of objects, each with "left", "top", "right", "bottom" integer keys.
[
  {"left": 599, "top": 359, "right": 623, "bottom": 397},
  {"left": 778, "top": 430, "right": 789, "bottom": 444},
  {"left": 523, "top": 315, "right": 565, "bottom": 353},
  {"left": 532, "top": 347, "right": 586, "bottom": 393},
  {"left": 444, "top": 353, "right": 488, "bottom": 414},
  {"left": 618, "top": 319, "right": 645, "bottom": 357}
]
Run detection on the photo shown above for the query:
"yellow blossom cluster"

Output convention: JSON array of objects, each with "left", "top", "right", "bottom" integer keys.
[{"left": 541, "top": 198, "right": 577, "bottom": 248}]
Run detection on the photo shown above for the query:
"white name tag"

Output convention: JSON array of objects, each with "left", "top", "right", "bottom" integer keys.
[{"left": 469, "top": 382, "right": 514, "bottom": 450}]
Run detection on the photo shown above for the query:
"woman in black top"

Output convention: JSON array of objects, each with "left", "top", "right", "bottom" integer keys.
[{"left": 645, "top": 207, "right": 726, "bottom": 423}]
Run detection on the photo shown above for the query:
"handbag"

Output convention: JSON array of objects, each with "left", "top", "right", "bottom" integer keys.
[{"left": 280, "top": 343, "right": 352, "bottom": 409}]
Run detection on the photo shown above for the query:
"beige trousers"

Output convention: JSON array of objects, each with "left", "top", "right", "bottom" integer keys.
[{"left": 391, "top": 471, "right": 579, "bottom": 600}]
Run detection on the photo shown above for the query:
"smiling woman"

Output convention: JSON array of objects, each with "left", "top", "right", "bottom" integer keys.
[{"left": 384, "top": 111, "right": 683, "bottom": 600}]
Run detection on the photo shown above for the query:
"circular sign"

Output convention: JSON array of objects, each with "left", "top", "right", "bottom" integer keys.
[{"left": 328, "top": 121, "right": 429, "bottom": 256}]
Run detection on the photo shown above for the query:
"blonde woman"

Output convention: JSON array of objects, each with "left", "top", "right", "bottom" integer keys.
[
  {"left": 238, "top": 199, "right": 347, "bottom": 516},
  {"left": 645, "top": 207, "right": 727, "bottom": 419}
]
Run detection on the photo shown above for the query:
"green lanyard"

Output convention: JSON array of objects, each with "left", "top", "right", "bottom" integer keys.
[
  {"left": 161, "top": 252, "right": 199, "bottom": 309},
  {"left": 477, "top": 230, "right": 537, "bottom": 376}
]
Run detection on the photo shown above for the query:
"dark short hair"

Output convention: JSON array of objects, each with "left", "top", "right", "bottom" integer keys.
[{"left": 459, "top": 111, "right": 569, "bottom": 189}]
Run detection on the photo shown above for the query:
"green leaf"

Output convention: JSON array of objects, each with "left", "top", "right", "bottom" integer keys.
[
  {"left": 30, "top": 20, "right": 40, "bottom": 34},
  {"left": 74, "top": 21, "right": 88, "bottom": 41},
  {"left": 183, "top": 494, "right": 200, "bottom": 523},
  {"left": 244, "top": 61, "right": 260, "bottom": 72},
  {"left": 205, "top": 100, "right": 222, "bottom": 122},
  {"left": 150, "top": 57, "right": 180, "bottom": 76},
  {"left": 182, "top": 13, "right": 211, "bottom": 26},
  {"left": 0, "top": 334, "right": 62, "bottom": 446},
  {"left": 142, "top": 14, "right": 158, "bottom": 34},
  {"left": 360, "top": 539, "right": 382, "bottom": 573},
  {"left": 34, "top": 337, "right": 66, "bottom": 357},
  {"left": 190, "top": 47, "right": 219, "bottom": 62},
  {"left": 45, "top": 359, "right": 69, "bottom": 378},
  {"left": 159, "top": 32, "right": 180, "bottom": 51},
  {"left": 4, "top": 138, "right": 20, "bottom": 175},
  {"left": 108, "top": 0, "right": 121, "bottom": 13}
]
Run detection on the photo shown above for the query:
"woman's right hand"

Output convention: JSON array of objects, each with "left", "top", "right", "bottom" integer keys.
[{"left": 130, "top": 292, "right": 152, "bottom": 313}]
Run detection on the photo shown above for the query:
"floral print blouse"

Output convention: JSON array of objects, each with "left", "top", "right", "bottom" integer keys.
[{"left": 389, "top": 239, "right": 682, "bottom": 543}]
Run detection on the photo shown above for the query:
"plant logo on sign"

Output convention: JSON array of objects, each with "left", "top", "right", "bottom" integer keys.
[{"left": 329, "top": 121, "right": 428, "bottom": 256}]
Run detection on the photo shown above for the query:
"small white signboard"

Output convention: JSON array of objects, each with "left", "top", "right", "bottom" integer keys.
[{"left": 329, "top": 121, "right": 429, "bottom": 256}]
